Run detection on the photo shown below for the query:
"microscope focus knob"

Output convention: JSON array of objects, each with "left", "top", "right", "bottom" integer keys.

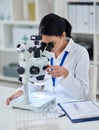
[{"left": 17, "top": 67, "right": 25, "bottom": 74}]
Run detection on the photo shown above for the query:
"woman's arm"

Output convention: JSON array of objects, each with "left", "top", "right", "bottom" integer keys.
[{"left": 6, "top": 90, "right": 23, "bottom": 105}]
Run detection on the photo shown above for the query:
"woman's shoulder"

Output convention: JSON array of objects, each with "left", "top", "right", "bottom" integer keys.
[
  {"left": 69, "top": 38, "right": 87, "bottom": 52},
  {"left": 72, "top": 41, "right": 89, "bottom": 61},
  {"left": 74, "top": 41, "right": 88, "bottom": 54}
]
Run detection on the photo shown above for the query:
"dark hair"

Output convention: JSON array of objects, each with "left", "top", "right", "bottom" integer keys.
[{"left": 39, "top": 13, "right": 72, "bottom": 37}]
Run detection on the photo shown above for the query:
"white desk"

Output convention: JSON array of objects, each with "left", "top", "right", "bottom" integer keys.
[{"left": 0, "top": 86, "right": 99, "bottom": 130}]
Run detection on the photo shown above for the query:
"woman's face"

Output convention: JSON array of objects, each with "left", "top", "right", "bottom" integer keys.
[{"left": 42, "top": 33, "right": 66, "bottom": 53}]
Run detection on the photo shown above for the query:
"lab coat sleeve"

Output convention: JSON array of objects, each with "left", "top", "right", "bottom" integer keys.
[{"left": 60, "top": 48, "right": 89, "bottom": 99}]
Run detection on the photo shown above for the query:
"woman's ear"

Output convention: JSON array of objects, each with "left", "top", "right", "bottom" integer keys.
[{"left": 62, "top": 31, "right": 66, "bottom": 38}]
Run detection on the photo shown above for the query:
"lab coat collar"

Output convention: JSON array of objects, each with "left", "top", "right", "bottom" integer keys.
[{"left": 65, "top": 38, "right": 75, "bottom": 52}]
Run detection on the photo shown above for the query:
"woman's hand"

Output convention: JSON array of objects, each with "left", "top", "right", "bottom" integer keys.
[
  {"left": 6, "top": 90, "right": 24, "bottom": 105},
  {"left": 47, "top": 65, "right": 69, "bottom": 78}
]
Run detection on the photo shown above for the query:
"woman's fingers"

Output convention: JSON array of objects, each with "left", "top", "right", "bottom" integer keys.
[{"left": 47, "top": 65, "right": 68, "bottom": 78}]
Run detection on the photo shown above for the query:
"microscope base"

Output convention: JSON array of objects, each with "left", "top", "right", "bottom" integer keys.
[{"left": 10, "top": 91, "right": 56, "bottom": 111}]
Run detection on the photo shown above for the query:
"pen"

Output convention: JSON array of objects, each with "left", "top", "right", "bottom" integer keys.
[
  {"left": 57, "top": 103, "right": 66, "bottom": 118},
  {"left": 73, "top": 103, "right": 79, "bottom": 111},
  {"left": 59, "top": 114, "right": 66, "bottom": 118}
]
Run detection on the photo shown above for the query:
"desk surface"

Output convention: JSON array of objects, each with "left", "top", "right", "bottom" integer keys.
[{"left": 0, "top": 86, "right": 99, "bottom": 130}]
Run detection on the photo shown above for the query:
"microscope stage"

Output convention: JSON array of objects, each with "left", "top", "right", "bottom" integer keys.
[{"left": 10, "top": 91, "right": 56, "bottom": 111}]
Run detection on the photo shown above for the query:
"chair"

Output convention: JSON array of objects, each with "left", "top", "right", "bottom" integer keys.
[{"left": 87, "top": 64, "right": 97, "bottom": 101}]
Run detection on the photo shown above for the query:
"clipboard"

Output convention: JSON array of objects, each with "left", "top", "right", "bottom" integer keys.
[{"left": 58, "top": 101, "right": 99, "bottom": 123}]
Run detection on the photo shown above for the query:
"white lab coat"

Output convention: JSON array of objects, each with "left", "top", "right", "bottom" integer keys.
[{"left": 19, "top": 38, "right": 89, "bottom": 103}]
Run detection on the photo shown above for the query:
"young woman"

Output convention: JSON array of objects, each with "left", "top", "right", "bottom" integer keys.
[{"left": 6, "top": 13, "right": 89, "bottom": 105}]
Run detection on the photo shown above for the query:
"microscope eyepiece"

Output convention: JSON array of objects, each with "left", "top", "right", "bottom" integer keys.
[
  {"left": 40, "top": 42, "right": 46, "bottom": 51},
  {"left": 46, "top": 42, "right": 54, "bottom": 52}
]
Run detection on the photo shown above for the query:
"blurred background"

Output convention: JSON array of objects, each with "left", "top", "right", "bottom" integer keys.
[{"left": 0, "top": 0, "right": 99, "bottom": 100}]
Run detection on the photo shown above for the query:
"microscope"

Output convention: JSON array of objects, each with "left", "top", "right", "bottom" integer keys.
[{"left": 10, "top": 35, "right": 56, "bottom": 111}]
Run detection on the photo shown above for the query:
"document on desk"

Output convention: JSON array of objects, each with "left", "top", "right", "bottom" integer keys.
[{"left": 58, "top": 101, "right": 99, "bottom": 123}]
